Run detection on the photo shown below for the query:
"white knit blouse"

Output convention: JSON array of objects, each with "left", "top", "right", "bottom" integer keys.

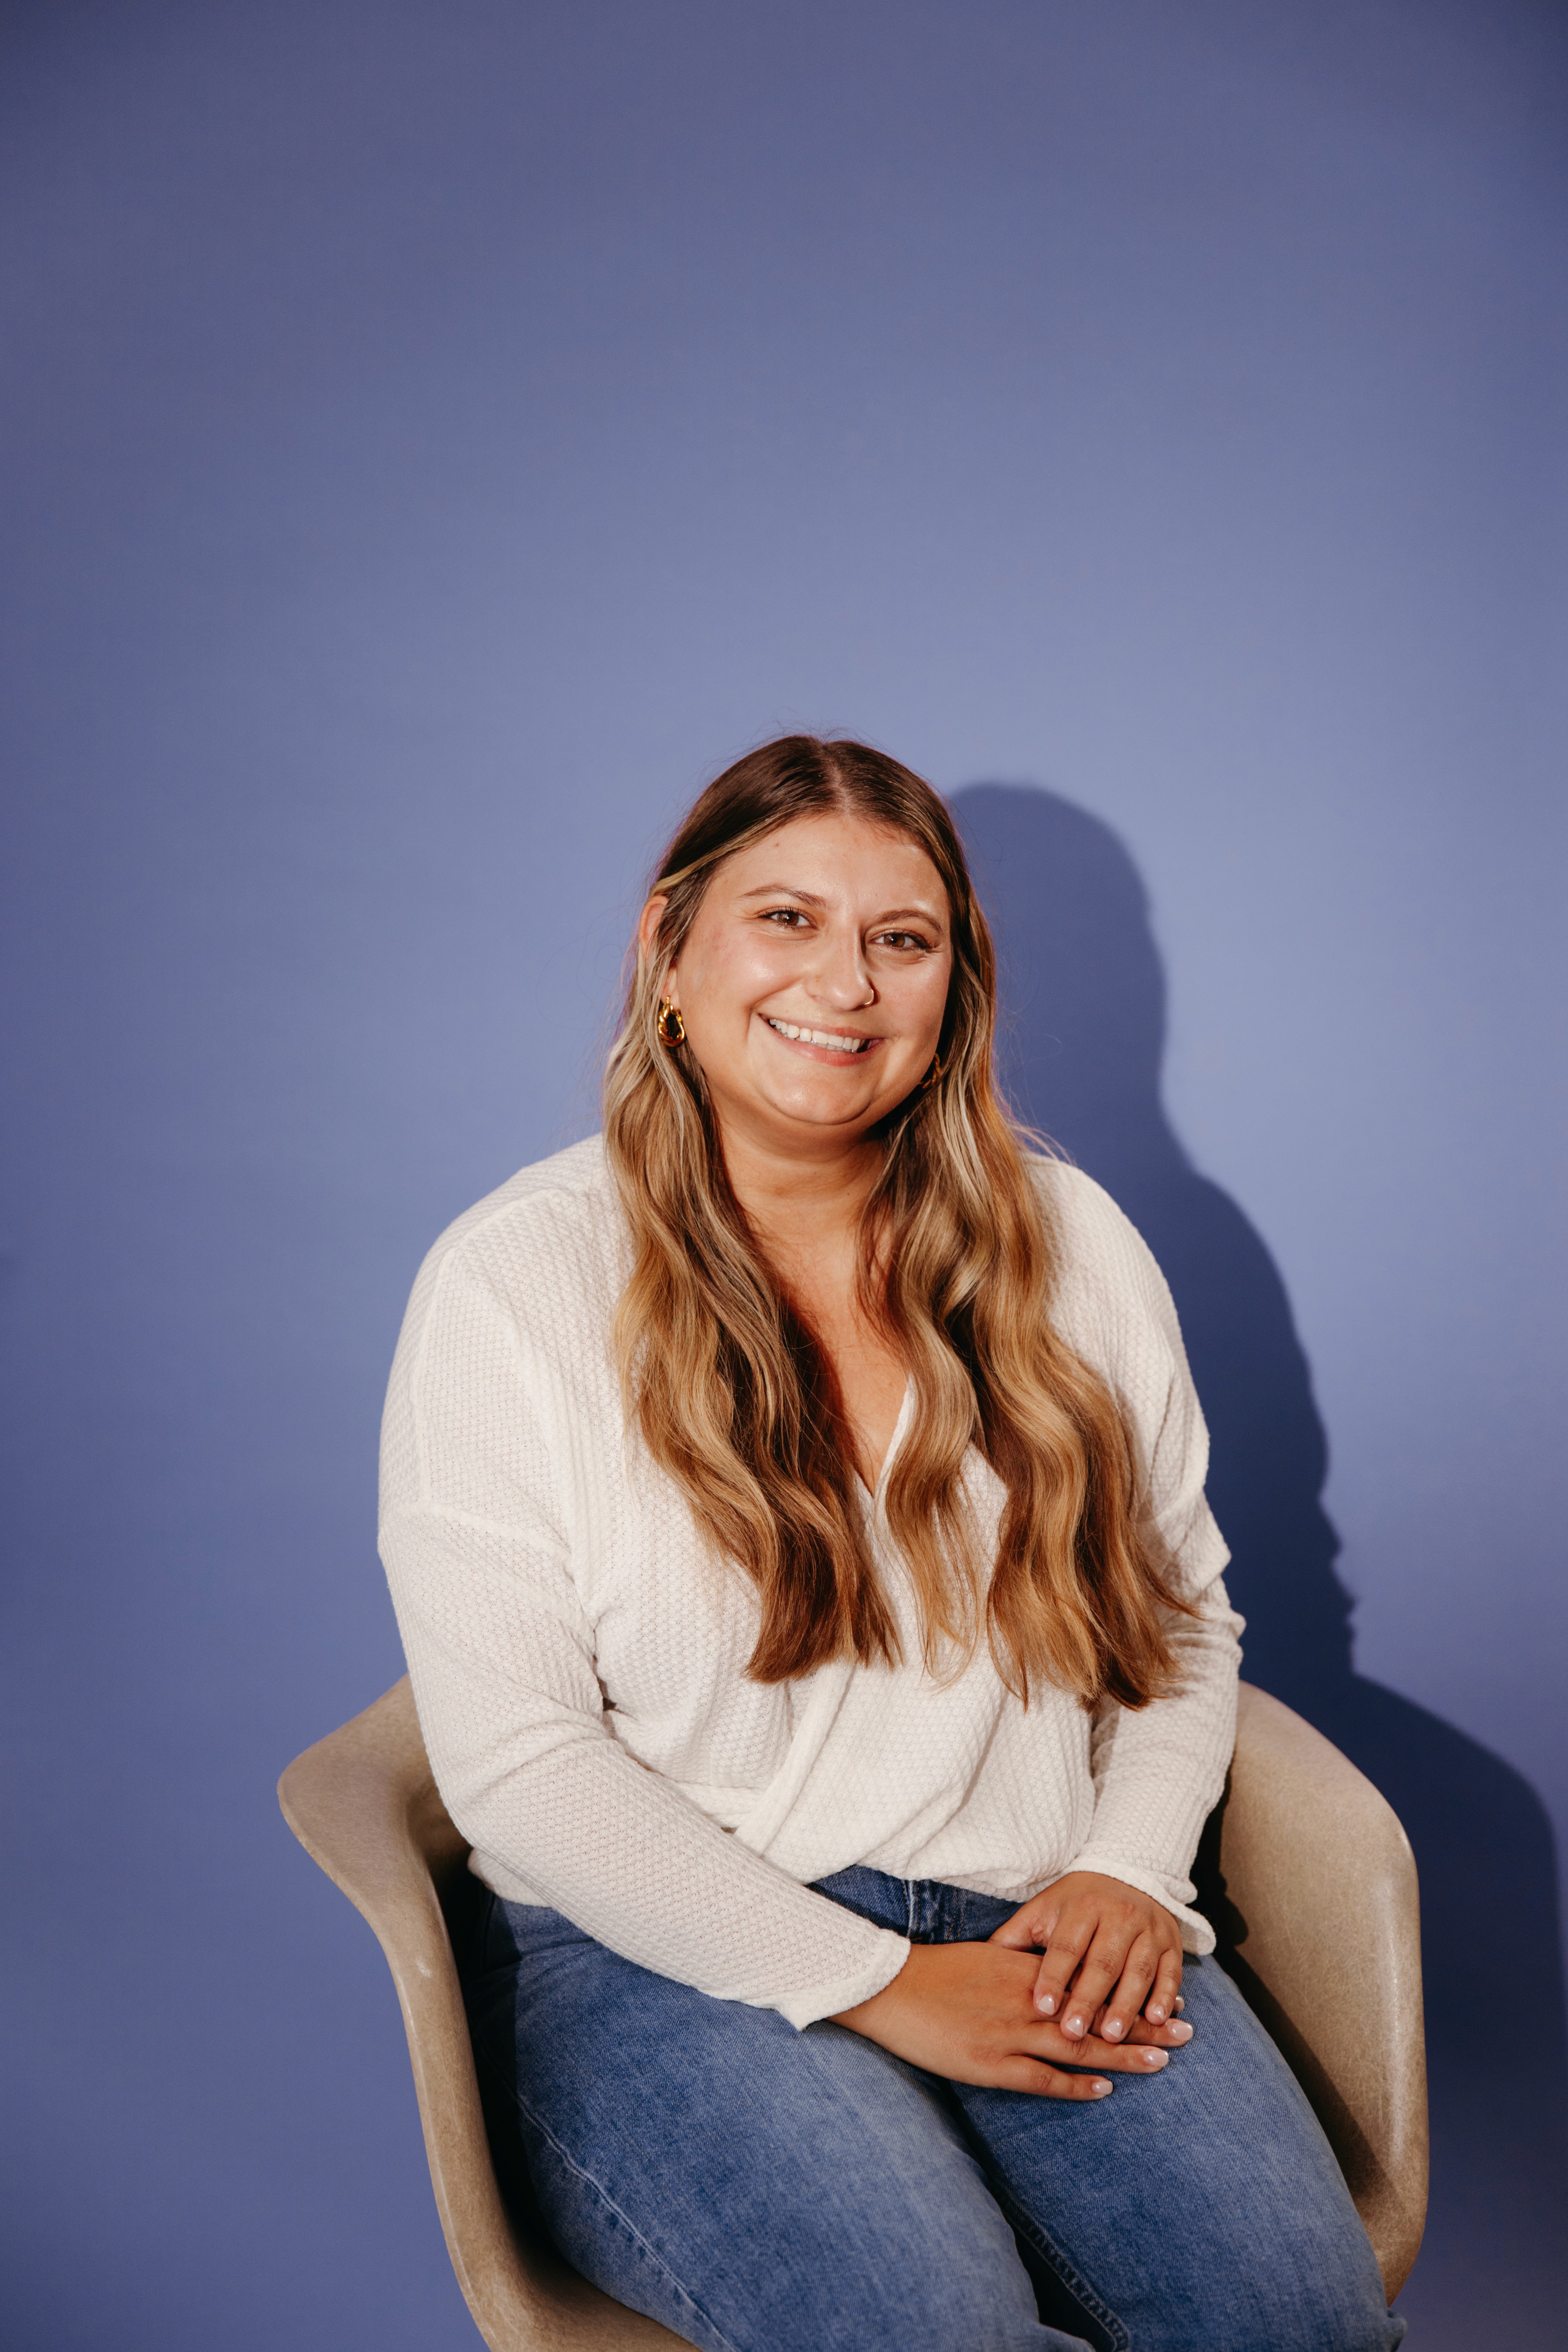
[{"left": 379, "top": 1136, "right": 1242, "bottom": 2031}]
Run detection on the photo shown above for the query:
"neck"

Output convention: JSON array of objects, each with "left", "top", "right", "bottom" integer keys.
[{"left": 717, "top": 1123, "right": 884, "bottom": 1259}]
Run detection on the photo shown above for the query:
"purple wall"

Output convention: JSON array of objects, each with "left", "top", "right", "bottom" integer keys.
[{"left": 3, "top": 4, "right": 1563, "bottom": 2344}]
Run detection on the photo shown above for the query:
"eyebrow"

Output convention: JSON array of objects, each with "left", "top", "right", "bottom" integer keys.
[
  {"left": 734, "top": 884, "right": 831, "bottom": 908},
  {"left": 734, "top": 883, "right": 945, "bottom": 926}
]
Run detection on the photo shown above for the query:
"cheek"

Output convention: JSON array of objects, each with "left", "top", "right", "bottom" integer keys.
[
  {"left": 902, "top": 963, "right": 953, "bottom": 1036},
  {"left": 685, "top": 932, "right": 794, "bottom": 1014}
]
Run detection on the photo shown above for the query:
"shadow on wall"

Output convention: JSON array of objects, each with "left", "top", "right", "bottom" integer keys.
[{"left": 952, "top": 784, "right": 1568, "bottom": 2336}]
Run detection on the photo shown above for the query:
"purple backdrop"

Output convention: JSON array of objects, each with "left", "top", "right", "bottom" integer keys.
[{"left": 2, "top": 4, "right": 1564, "bottom": 2345}]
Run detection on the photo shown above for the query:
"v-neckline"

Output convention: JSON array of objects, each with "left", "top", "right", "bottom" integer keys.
[{"left": 858, "top": 1377, "right": 916, "bottom": 1513}]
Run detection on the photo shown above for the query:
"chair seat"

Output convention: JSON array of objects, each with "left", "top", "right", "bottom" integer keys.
[{"left": 279, "top": 1678, "right": 1426, "bottom": 2347}]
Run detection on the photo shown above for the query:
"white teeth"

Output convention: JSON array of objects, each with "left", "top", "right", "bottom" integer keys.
[{"left": 766, "top": 1018, "right": 870, "bottom": 1053}]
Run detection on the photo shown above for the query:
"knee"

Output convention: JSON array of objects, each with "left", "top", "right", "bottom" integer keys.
[
  {"left": 746, "top": 2199, "right": 1047, "bottom": 2352},
  {"left": 1213, "top": 2250, "right": 1403, "bottom": 2352},
  {"left": 848, "top": 2279, "right": 1045, "bottom": 2352},
  {"left": 1281, "top": 2285, "right": 1403, "bottom": 2352},
  {"left": 1295, "top": 2265, "right": 1404, "bottom": 2352},
  {"left": 1146, "top": 2203, "right": 1399, "bottom": 2352}
]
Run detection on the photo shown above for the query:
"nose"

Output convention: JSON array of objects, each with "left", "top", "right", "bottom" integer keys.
[{"left": 804, "top": 920, "right": 876, "bottom": 1011}]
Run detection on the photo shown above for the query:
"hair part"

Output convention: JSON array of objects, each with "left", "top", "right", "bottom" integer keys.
[{"left": 603, "top": 733, "right": 1191, "bottom": 1708}]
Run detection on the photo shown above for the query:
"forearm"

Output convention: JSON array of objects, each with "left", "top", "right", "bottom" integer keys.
[
  {"left": 399, "top": 1609, "right": 911, "bottom": 2027},
  {"left": 1069, "top": 1576, "right": 1242, "bottom": 1945}
]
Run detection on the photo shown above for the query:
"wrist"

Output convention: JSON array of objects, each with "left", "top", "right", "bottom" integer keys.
[{"left": 834, "top": 1938, "right": 942, "bottom": 2034}]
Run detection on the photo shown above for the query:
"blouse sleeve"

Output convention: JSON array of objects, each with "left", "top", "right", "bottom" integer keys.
[
  {"left": 1047, "top": 1172, "right": 1244, "bottom": 1953},
  {"left": 378, "top": 1245, "right": 911, "bottom": 2029}
]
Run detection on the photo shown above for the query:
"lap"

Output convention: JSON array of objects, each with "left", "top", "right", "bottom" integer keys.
[
  {"left": 949, "top": 1955, "right": 1395, "bottom": 2352},
  {"left": 466, "top": 1896, "right": 1061, "bottom": 2350},
  {"left": 464, "top": 1878, "right": 1401, "bottom": 2352}
]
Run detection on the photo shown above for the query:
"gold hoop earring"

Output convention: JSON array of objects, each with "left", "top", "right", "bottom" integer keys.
[
  {"left": 656, "top": 998, "right": 687, "bottom": 1049},
  {"left": 920, "top": 1051, "right": 943, "bottom": 1091}
]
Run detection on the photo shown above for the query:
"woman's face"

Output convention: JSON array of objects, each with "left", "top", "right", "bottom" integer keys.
[{"left": 644, "top": 810, "right": 954, "bottom": 1161}]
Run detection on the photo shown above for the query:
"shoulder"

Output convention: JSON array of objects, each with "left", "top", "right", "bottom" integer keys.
[
  {"left": 398, "top": 1134, "right": 624, "bottom": 1350},
  {"left": 426, "top": 1132, "right": 614, "bottom": 1255},
  {"left": 1025, "top": 1154, "right": 1162, "bottom": 1292},
  {"left": 1024, "top": 1154, "right": 1185, "bottom": 1373}
]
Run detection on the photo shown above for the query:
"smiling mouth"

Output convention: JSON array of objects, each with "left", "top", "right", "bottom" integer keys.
[{"left": 764, "top": 1017, "right": 875, "bottom": 1055}]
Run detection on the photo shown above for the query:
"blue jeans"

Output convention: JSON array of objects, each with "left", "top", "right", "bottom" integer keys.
[{"left": 465, "top": 1866, "right": 1404, "bottom": 2352}]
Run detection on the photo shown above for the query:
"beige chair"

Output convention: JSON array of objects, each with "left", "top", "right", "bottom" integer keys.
[{"left": 278, "top": 1679, "right": 1427, "bottom": 2348}]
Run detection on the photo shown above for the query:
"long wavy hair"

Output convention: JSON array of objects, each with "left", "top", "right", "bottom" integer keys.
[{"left": 603, "top": 735, "right": 1191, "bottom": 1707}]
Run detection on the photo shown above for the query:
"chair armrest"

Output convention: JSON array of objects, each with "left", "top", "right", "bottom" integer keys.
[
  {"left": 1213, "top": 1683, "right": 1428, "bottom": 2300},
  {"left": 279, "top": 1680, "right": 681, "bottom": 2348}
]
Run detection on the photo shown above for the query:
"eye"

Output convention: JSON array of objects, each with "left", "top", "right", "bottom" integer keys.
[
  {"left": 872, "top": 929, "right": 933, "bottom": 953},
  {"left": 759, "top": 906, "right": 811, "bottom": 928}
]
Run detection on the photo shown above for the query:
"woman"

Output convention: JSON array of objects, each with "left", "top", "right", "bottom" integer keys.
[{"left": 380, "top": 736, "right": 1402, "bottom": 2351}]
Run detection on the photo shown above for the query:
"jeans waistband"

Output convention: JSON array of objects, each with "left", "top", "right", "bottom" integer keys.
[{"left": 813, "top": 1865, "right": 1013, "bottom": 1945}]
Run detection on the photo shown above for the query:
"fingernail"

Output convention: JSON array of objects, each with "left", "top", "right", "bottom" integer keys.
[
  {"left": 1092, "top": 2079, "right": 1112, "bottom": 2096},
  {"left": 1169, "top": 2020, "right": 1193, "bottom": 2042},
  {"left": 1065, "top": 2015, "right": 1084, "bottom": 2036},
  {"left": 1174, "top": 1998, "right": 1185, "bottom": 2012},
  {"left": 1146, "top": 2004, "right": 1165, "bottom": 2021},
  {"left": 1142, "top": 2049, "right": 1168, "bottom": 2069},
  {"left": 1038, "top": 1994, "right": 1055, "bottom": 2014},
  {"left": 1102, "top": 2018, "right": 1123, "bottom": 2039}
]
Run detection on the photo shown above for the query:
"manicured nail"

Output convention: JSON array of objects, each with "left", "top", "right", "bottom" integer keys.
[
  {"left": 1141, "top": 2049, "right": 1168, "bottom": 2068},
  {"left": 1065, "top": 2014, "right": 1085, "bottom": 2036},
  {"left": 1169, "top": 2020, "right": 1193, "bottom": 2042},
  {"left": 1091, "top": 2079, "right": 1112, "bottom": 2096},
  {"left": 1102, "top": 2017, "right": 1123, "bottom": 2039},
  {"left": 1174, "top": 1998, "right": 1185, "bottom": 2013},
  {"left": 1038, "top": 1993, "right": 1056, "bottom": 2014},
  {"left": 1146, "top": 2004, "right": 1165, "bottom": 2021}
]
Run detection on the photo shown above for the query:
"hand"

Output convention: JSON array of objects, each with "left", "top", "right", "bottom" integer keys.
[
  {"left": 831, "top": 1939, "right": 1190, "bottom": 2099},
  {"left": 989, "top": 1871, "right": 1185, "bottom": 2045}
]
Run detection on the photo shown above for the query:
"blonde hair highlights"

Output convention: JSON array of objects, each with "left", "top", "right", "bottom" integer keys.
[{"left": 603, "top": 735, "right": 1191, "bottom": 1707}]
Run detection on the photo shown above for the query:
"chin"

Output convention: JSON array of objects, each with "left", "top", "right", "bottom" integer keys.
[{"left": 772, "top": 1092, "right": 885, "bottom": 1130}]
